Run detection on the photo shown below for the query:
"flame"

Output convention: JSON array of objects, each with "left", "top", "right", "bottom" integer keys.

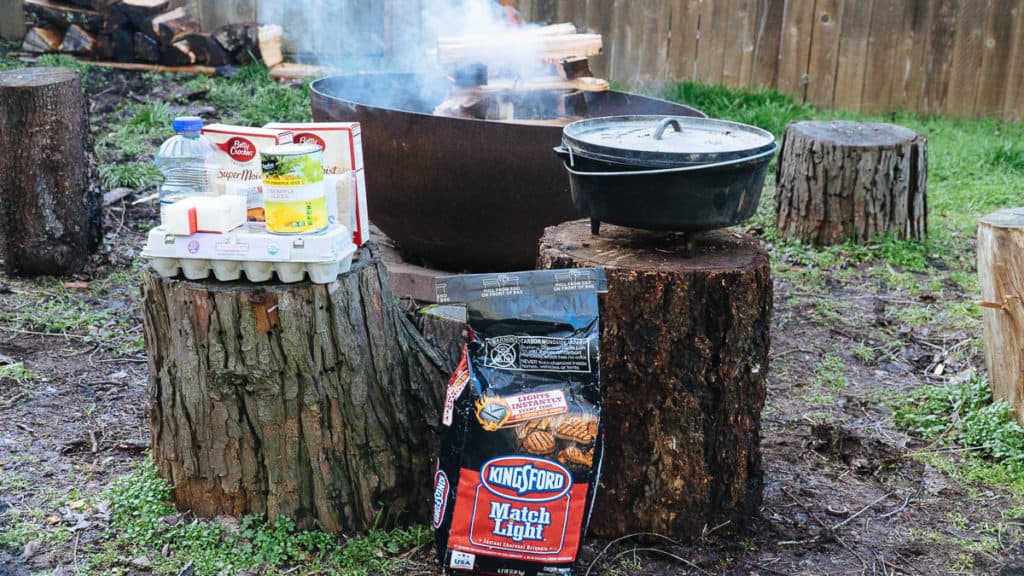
[{"left": 499, "top": 0, "right": 525, "bottom": 26}]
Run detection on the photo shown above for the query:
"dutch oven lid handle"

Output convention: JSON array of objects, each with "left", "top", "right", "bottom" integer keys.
[{"left": 653, "top": 118, "right": 682, "bottom": 141}]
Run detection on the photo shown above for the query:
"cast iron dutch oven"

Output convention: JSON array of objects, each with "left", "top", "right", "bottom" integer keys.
[{"left": 554, "top": 116, "right": 777, "bottom": 234}]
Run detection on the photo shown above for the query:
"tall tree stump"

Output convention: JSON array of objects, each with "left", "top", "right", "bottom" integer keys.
[
  {"left": 537, "top": 221, "right": 771, "bottom": 540},
  {"left": 141, "top": 244, "right": 448, "bottom": 533},
  {"left": 775, "top": 120, "right": 927, "bottom": 245},
  {"left": 978, "top": 208, "right": 1024, "bottom": 426},
  {"left": 0, "top": 67, "right": 101, "bottom": 275}
]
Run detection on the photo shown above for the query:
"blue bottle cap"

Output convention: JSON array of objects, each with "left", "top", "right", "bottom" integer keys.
[{"left": 172, "top": 116, "right": 203, "bottom": 132}]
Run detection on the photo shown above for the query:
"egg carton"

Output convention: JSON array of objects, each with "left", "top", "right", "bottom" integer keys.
[{"left": 142, "top": 223, "right": 357, "bottom": 284}]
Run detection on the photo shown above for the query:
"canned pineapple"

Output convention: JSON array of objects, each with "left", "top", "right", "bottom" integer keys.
[{"left": 261, "top": 143, "right": 327, "bottom": 234}]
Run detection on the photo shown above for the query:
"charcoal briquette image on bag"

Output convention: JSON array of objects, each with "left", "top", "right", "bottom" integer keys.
[{"left": 432, "top": 268, "right": 607, "bottom": 576}]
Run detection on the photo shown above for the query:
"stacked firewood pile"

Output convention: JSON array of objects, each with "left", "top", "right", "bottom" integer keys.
[{"left": 20, "top": 0, "right": 282, "bottom": 68}]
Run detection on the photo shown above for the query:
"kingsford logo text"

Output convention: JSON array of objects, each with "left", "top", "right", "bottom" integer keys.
[{"left": 486, "top": 462, "right": 566, "bottom": 496}]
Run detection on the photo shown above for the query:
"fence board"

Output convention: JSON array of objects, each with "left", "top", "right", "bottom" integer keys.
[
  {"left": 751, "top": 0, "right": 785, "bottom": 87},
  {"left": 667, "top": 0, "right": 702, "bottom": 81},
  {"left": 584, "top": 0, "right": 612, "bottom": 77},
  {"left": 890, "top": 0, "right": 932, "bottom": 113},
  {"left": 805, "top": 0, "right": 843, "bottom": 108},
  {"left": 694, "top": 0, "right": 723, "bottom": 85},
  {"left": 776, "top": 0, "right": 815, "bottom": 99},
  {"left": 607, "top": 0, "right": 632, "bottom": 82},
  {"left": 861, "top": 0, "right": 906, "bottom": 114},
  {"left": 1, "top": 0, "right": 25, "bottom": 41},
  {"left": 832, "top": 0, "right": 873, "bottom": 111},
  {"left": 975, "top": 0, "right": 1017, "bottom": 116},
  {"left": 737, "top": 0, "right": 760, "bottom": 85},
  {"left": 946, "top": 1, "right": 989, "bottom": 117},
  {"left": 720, "top": 0, "right": 753, "bottom": 87},
  {"left": 1004, "top": 0, "right": 1024, "bottom": 120},
  {"left": 200, "top": 0, "right": 256, "bottom": 31},
  {"left": 921, "top": 0, "right": 961, "bottom": 114}
]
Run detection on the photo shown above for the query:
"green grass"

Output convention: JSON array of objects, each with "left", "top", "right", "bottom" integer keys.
[
  {"left": 894, "top": 376, "right": 1024, "bottom": 492},
  {"left": 0, "top": 362, "right": 35, "bottom": 385},
  {"left": 181, "top": 63, "right": 312, "bottom": 126},
  {"left": 77, "top": 459, "right": 431, "bottom": 575},
  {"left": 99, "top": 162, "right": 163, "bottom": 191}
]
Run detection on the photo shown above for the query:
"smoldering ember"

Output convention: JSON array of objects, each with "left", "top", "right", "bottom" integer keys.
[{"left": 2, "top": 1, "right": 1024, "bottom": 575}]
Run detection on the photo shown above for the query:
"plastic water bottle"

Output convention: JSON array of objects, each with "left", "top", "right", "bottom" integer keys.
[{"left": 154, "top": 116, "right": 217, "bottom": 223}]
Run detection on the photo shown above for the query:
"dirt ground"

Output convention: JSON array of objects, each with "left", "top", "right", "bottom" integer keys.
[{"left": 1, "top": 65, "right": 1023, "bottom": 576}]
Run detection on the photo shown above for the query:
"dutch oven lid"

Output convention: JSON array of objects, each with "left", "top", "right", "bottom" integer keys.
[{"left": 562, "top": 115, "right": 776, "bottom": 168}]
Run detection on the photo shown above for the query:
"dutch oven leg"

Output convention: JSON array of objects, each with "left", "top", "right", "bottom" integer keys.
[{"left": 591, "top": 218, "right": 601, "bottom": 235}]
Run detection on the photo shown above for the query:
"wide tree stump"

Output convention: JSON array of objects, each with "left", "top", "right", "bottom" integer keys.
[
  {"left": 978, "top": 208, "right": 1024, "bottom": 426},
  {"left": 141, "top": 244, "right": 448, "bottom": 533},
  {"left": 537, "top": 220, "right": 771, "bottom": 540},
  {"left": 775, "top": 120, "right": 927, "bottom": 245},
  {"left": 0, "top": 67, "right": 101, "bottom": 275}
]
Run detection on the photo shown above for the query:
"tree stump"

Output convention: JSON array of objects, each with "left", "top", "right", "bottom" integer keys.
[
  {"left": 141, "top": 244, "right": 448, "bottom": 533},
  {"left": 537, "top": 221, "right": 771, "bottom": 540},
  {"left": 978, "top": 208, "right": 1024, "bottom": 426},
  {"left": 0, "top": 67, "right": 101, "bottom": 275},
  {"left": 775, "top": 120, "right": 927, "bottom": 245}
]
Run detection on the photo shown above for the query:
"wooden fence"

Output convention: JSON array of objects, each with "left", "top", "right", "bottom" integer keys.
[
  {"left": 4, "top": 0, "right": 1023, "bottom": 120},
  {"left": 517, "top": 0, "right": 1024, "bottom": 120}
]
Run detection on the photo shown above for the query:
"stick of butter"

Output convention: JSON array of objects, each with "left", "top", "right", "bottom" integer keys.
[{"left": 163, "top": 196, "right": 247, "bottom": 235}]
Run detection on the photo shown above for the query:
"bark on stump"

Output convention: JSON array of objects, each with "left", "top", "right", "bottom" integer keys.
[
  {"left": 141, "top": 244, "right": 448, "bottom": 533},
  {"left": 0, "top": 67, "right": 101, "bottom": 275},
  {"left": 775, "top": 120, "right": 927, "bottom": 245},
  {"left": 978, "top": 208, "right": 1024, "bottom": 426},
  {"left": 537, "top": 221, "right": 771, "bottom": 539}
]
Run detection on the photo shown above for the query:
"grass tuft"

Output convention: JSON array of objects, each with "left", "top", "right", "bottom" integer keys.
[
  {"left": 664, "top": 82, "right": 813, "bottom": 136},
  {"left": 99, "top": 162, "right": 163, "bottom": 191}
]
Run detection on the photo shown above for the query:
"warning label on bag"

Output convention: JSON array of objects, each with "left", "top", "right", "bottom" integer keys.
[{"left": 483, "top": 336, "right": 591, "bottom": 373}]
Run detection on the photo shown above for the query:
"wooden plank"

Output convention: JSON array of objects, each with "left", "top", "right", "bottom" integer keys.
[
  {"left": 975, "top": 0, "right": 1018, "bottom": 116},
  {"left": 721, "top": 0, "right": 754, "bottom": 88},
  {"left": 696, "top": 0, "right": 729, "bottom": 85},
  {"left": 921, "top": 0, "right": 963, "bottom": 114},
  {"left": 737, "top": 0, "right": 760, "bottom": 86},
  {"left": 890, "top": 0, "right": 933, "bottom": 114},
  {"left": 776, "top": 0, "right": 816, "bottom": 100},
  {"left": 1004, "top": 0, "right": 1024, "bottom": 120},
  {"left": 861, "top": 0, "right": 906, "bottom": 114},
  {"left": 945, "top": 0, "right": 989, "bottom": 117},
  {"left": 584, "top": 0, "right": 613, "bottom": 77},
  {"left": 751, "top": 0, "right": 785, "bottom": 87},
  {"left": 0, "top": 0, "right": 26, "bottom": 41},
  {"left": 667, "top": 0, "right": 701, "bottom": 81},
  {"left": 832, "top": 0, "right": 873, "bottom": 111},
  {"left": 804, "top": 0, "right": 844, "bottom": 109},
  {"left": 635, "top": 0, "right": 671, "bottom": 83}
]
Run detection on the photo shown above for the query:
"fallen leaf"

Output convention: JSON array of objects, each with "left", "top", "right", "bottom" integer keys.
[
  {"left": 47, "top": 515, "right": 61, "bottom": 525},
  {"left": 68, "top": 499, "right": 88, "bottom": 511}
]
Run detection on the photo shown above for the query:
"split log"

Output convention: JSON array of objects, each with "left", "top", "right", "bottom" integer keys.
[
  {"left": 24, "top": 0, "right": 104, "bottom": 33},
  {"left": 133, "top": 31, "right": 160, "bottom": 63},
  {"left": 437, "top": 32, "right": 603, "bottom": 65},
  {"left": 177, "top": 33, "right": 229, "bottom": 67},
  {"left": 60, "top": 24, "right": 95, "bottom": 53},
  {"left": 150, "top": 7, "right": 199, "bottom": 46},
  {"left": 111, "top": 28, "right": 134, "bottom": 61},
  {"left": 161, "top": 40, "right": 195, "bottom": 66},
  {"left": 557, "top": 57, "right": 592, "bottom": 80},
  {"left": 63, "top": 0, "right": 119, "bottom": 9},
  {"left": 114, "top": 0, "right": 169, "bottom": 31},
  {"left": 537, "top": 221, "right": 771, "bottom": 540},
  {"left": 978, "top": 208, "right": 1024, "bottom": 426},
  {"left": 775, "top": 120, "right": 928, "bottom": 245},
  {"left": 142, "top": 244, "right": 448, "bottom": 533},
  {"left": 22, "top": 27, "right": 64, "bottom": 53},
  {"left": 0, "top": 68, "right": 101, "bottom": 275},
  {"left": 212, "top": 22, "right": 282, "bottom": 66}
]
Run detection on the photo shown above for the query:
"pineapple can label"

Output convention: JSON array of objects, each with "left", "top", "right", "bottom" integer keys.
[{"left": 261, "top": 144, "right": 327, "bottom": 234}]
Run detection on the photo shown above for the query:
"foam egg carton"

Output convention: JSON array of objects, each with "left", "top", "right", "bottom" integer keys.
[{"left": 142, "top": 223, "right": 357, "bottom": 284}]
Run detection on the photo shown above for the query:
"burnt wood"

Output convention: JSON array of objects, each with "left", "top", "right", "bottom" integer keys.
[
  {"left": 775, "top": 120, "right": 928, "bottom": 245},
  {"left": 114, "top": 0, "right": 169, "bottom": 31},
  {"left": 151, "top": 7, "right": 199, "bottom": 46},
  {"left": 0, "top": 68, "right": 102, "bottom": 275},
  {"left": 133, "top": 31, "right": 160, "bottom": 62},
  {"left": 142, "top": 244, "right": 448, "bottom": 533},
  {"left": 178, "top": 33, "right": 229, "bottom": 67},
  {"left": 24, "top": 0, "right": 104, "bottom": 33},
  {"left": 160, "top": 40, "right": 195, "bottom": 66},
  {"left": 112, "top": 28, "right": 134, "bottom": 61},
  {"left": 212, "top": 21, "right": 258, "bottom": 64},
  {"left": 538, "top": 221, "right": 771, "bottom": 540}
]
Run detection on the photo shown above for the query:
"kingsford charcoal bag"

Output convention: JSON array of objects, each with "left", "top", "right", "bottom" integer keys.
[{"left": 433, "top": 268, "right": 607, "bottom": 576}]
